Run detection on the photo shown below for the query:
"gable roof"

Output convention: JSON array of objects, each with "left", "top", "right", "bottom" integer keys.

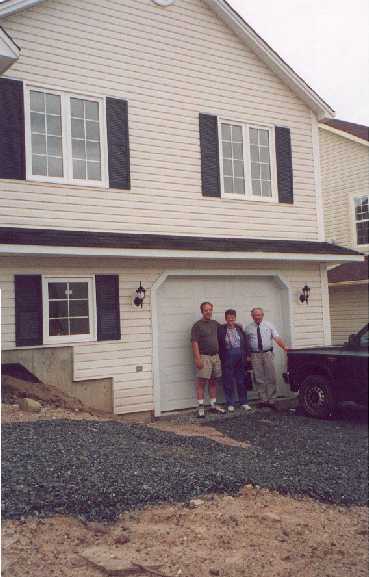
[
  {"left": 321, "top": 119, "right": 369, "bottom": 142},
  {"left": 0, "top": 0, "right": 335, "bottom": 119}
]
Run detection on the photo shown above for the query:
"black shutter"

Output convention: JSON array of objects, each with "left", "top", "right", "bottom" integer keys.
[
  {"left": 275, "top": 126, "right": 294, "bottom": 204},
  {"left": 0, "top": 78, "right": 26, "bottom": 180},
  {"left": 199, "top": 113, "right": 221, "bottom": 198},
  {"left": 95, "top": 275, "right": 121, "bottom": 341},
  {"left": 15, "top": 275, "right": 43, "bottom": 346},
  {"left": 106, "top": 97, "right": 130, "bottom": 190}
]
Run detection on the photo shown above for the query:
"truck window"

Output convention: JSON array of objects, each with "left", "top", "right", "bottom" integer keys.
[{"left": 360, "top": 329, "right": 369, "bottom": 348}]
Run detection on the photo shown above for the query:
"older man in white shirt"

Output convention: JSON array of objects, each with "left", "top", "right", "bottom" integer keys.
[{"left": 245, "top": 307, "right": 288, "bottom": 408}]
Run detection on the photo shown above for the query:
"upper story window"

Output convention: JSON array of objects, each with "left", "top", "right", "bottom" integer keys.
[
  {"left": 354, "top": 195, "right": 369, "bottom": 246},
  {"left": 25, "top": 86, "right": 107, "bottom": 186},
  {"left": 219, "top": 120, "right": 276, "bottom": 201}
]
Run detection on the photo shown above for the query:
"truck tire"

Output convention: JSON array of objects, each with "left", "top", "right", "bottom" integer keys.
[{"left": 299, "top": 375, "right": 337, "bottom": 418}]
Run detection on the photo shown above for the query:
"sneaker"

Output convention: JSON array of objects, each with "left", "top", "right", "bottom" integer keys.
[
  {"left": 198, "top": 406, "right": 205, "bottom": 418},
  {"left": 241, "top": 404, "right": 253, "bottom": 411},
  {"left": 209, "top": 404, "right": 226, "bottom": 414},
  {"left": 228, "top": 405, "right": 235, "bottom": 413}
]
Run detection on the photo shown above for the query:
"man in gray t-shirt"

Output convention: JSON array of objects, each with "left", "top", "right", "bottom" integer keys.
[{"left": 191, "top": 302, "right": 225, "bottom": 418}]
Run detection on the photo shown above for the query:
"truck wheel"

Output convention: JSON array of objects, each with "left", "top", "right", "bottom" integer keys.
[{"left": 299, "top": 375, "right": 336, "bottom": 418}]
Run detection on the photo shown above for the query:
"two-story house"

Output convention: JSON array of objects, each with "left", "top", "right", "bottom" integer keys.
[
  {"left": 319, "top": 119, "right": 368, "bottom": 345},
  {"left": 0, "top": 0, "right": 362, "bottom": 415}
]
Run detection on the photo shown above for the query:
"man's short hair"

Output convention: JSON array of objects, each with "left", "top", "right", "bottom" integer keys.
[
  {"left": 200, "top": 301, "right": 213, "bottom": 313},
  {"left": 251, "top": 307, "right": 264, "bottom": 315},
  {"left": 225, "top": 309, "right": 236, "bottom": 317}
]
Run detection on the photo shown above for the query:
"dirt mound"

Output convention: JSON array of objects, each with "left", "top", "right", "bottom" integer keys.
[{"left": 1, "top": 373, "right": 85, "bottom": 412}]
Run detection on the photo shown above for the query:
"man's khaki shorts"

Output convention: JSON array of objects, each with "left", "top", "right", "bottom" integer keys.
[{"left": 197, "top": 354, "right": 222, "bottom": 380}]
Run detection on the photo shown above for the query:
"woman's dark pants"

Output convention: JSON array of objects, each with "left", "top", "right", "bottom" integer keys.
[{"left": 222, "top": 348, "right": 247, "bottom": 406}]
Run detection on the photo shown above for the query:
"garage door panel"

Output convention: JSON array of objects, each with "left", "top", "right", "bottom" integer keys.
[{"left": 157, "top": 276, "right": 289, "bottom": 412}]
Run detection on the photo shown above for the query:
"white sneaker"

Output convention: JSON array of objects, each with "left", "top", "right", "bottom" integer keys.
[
  {"left": 241, "top": 404, "right": 253, "bottom": 411},
  {"left": 209, "top": 404, "right": 226, "bottom": 414},
  {"left": 228, "top": 405, "right": 235, "bottom": 413},
  {"left": 198, "top": 406, "right": 205, "bottom": 418}
]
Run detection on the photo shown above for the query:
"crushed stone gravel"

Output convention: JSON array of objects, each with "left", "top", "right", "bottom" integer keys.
[{"left": 2, "top": 409, "right": 367, "bottom": 521}]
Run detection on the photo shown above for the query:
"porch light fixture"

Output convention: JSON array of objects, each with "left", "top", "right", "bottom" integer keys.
[
  {"left": 134, "top": 282, "right": 146, "bottom": 308},
  {"left": 299, "top": 284, "right": 311, "bottom": 305}
]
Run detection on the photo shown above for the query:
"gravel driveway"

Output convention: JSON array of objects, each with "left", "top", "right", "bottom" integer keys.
[{"left": 2, "top": 409, "right": 368, "bottom": 521}]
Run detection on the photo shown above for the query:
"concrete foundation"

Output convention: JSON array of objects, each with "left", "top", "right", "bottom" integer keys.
[{"left": 2, "top": 346, "right": 113, "bottom": 413}]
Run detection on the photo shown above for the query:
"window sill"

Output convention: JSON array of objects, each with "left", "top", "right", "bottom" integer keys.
[
  {"left": 221, "top": 194, "right": 279, "bottom": 204},
  {"left": 43, "top": 335, "right": 97, "bottom": 346},
  {"left": 26, "top": 176, "right": 108, "bottom": 189}
]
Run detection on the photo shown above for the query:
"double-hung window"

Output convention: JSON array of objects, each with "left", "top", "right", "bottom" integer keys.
[
  {"left": 26, "top": 86, "right": 106, "bottom": 186},
  {"left": 219, "top": 121, "right": 276, "bottom": 201},
  {"left": 43, "top": 276, "right": 96, "bottom": 344},
  {"left": 354, "top": 195, "right": 369, "bottom": 246}
]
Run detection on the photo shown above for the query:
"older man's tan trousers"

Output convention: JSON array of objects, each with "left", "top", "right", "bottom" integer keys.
[{"left": 251, "top": 351, "right": 277, "bottom": 402}]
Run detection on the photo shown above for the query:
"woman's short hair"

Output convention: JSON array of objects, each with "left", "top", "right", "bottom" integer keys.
[
  {"left": 225, "top": 309, "right": 236, "bottom": 317},
  {"left": 200, "top": 301, "right": 213, "bottom": 312}
]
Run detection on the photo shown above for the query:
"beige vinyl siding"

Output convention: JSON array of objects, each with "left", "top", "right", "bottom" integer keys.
[
  {"left": 1, "top": 256, "right": 326, "bottom": 413},
  {"left": 319, "top": 128, "right": 369, "bottom": 251},
  {"left": 329, "top": 284, "right": 369, "bottom": 345},
  {"left": 1, "top": 0, "right": 320, "bottom": 240}
]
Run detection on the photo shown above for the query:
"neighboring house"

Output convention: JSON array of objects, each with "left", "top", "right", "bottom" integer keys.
[
  {"left": 0, "top": 0, "right": 362, "bottom": 415},
  {"left": 319, "top": 119, "right": 369, "bottom": 344}
]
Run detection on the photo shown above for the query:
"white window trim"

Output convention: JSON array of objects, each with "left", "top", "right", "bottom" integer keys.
[
  {"left": 352, "top": 195, "right": 369, "bottom": 251},
  {"left": 218, "top": 118, "right": 278, "bottom": 203},
  {"left": 42, "top": 275, "right": 97, "bottom": 345},
  {"left": 24, "top": 84, "right": 108, "bottom": 188}
]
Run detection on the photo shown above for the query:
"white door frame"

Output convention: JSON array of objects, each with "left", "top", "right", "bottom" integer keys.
[{"left": 151, "top": 269, "right": 294, "bottom": 416}]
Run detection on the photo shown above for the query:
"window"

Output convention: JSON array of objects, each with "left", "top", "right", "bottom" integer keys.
[
  {"left": 219, "top": 121, "right": 276, "bottom": 201},
  {"left": 26, "top": 87, "right": 106, "bottom": 186},
  {"left": 354, "top": 196, "right": 369, "bottom": 246},
  {"left": 43, "top": 277, "right": 96, "bottom": 343}
]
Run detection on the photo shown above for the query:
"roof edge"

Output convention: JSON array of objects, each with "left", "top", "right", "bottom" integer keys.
[
  {"left": 319, "top": 123, "right": 369, "bottom": 148},
  {"left": 0, "top": 0, "right": 47, "bottom": 18},
  {"left": 204, "top": 0, "right": 335, "bottom": 119}
]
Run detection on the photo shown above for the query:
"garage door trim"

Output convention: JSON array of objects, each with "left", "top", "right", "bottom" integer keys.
[{"left": 151, "top": 268, "right": 294, "bottom": 416}]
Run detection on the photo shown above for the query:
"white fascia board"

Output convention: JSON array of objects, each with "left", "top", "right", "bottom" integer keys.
[
  {"left": 203, "top": 0, "right": 335, "bottom": 120},
  {"left": 0, "top": 26, "right": 20, "bottom": 72},
  {"left": 0, "top": 244, "right": 364, "bottom": 263},
  {"left": 0, "top": 0, "right": 47, "bottom": 17},
  {"left": 329, "top": 279, "right": 369, "bottom": 287},
  {"left": 319, "top": 123, "right": 369, "bottom": 148}
]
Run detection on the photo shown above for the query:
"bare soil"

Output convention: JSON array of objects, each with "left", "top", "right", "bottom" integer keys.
[
  {"left": 2, "top": 382, "right": 368, "bottom": 577},
  {"left": 2, "top": 490, "right": 368, "bottom": 577}
]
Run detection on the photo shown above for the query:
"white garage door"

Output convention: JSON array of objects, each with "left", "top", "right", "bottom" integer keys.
[{"left": 156, "top": 275, "right": 290, "bottom": 413}]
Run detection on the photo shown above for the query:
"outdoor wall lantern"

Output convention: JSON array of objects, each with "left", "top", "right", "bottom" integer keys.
[
  {"left": 134, "top": 282, "right": 146, "bottom": 308},
  {"left": 299, "top": 284, "right": 311, "bottom": 305}
]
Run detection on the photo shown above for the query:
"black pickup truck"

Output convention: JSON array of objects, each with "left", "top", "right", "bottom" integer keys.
[{"left": 285, "top": 324, "right": 368, "bottom": 418}]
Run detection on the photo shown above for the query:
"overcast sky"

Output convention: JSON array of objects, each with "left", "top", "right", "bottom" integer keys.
[{"left": 228, "top": 0, "right": 369, "bottom": 125}]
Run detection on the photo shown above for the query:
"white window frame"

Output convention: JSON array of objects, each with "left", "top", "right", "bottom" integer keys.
[
  {"left": 218, "top": 119, "right": 278, "bottom": 203},
  {"left": 24, "top": 84, "right": 108, "bottom": 187},
  {"left": 42, "top": 275, "right": 97, "bottom": 345},
  {"left": 352, "top": 195, "right": 369, "bottom": 250}
]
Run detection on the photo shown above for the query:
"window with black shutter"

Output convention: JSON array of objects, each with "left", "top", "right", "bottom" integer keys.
[
  {"left": 15, "top": 275, "right": 43, "bottom": 346},
  {"left": 95, "top": 275, "right": 121, "bottom": 341},
  {"left": 0, "top": 78, "right": 26, "bottom": 180},
  {"left": 14, "top": 274, "right": 121, "bottom": 346},
  {"left": 275, "top": 126, "right": 294, "bottom": 204},
  {"left": 106, "top": 97, "right": 131, "bottom": 190}
]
